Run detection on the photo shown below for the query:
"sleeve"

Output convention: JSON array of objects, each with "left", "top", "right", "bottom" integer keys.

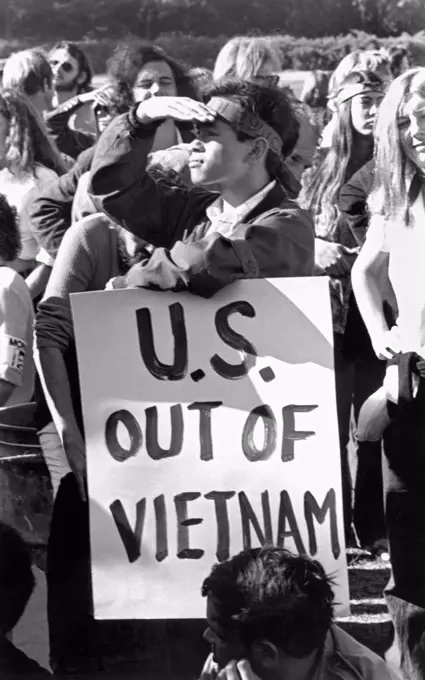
[
  {"left": 89, "top": 110, "right": 189, "bottom": 247},
  {"left": 0, "top": 278, "right": 31, "bottom": 386},
  {"left": 119, "top": 208, "right": 315, "bottom": 298},
  {"left": 22, "top": 148, "right": 95, "bottom": 260},
  {"left": 34, "top": 220, "right": 99, "bottom": 352},
  {"left": 338, "top": 160, "right": 375, "bottom": 247}
]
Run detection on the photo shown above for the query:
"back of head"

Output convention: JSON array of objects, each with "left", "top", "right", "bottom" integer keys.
[
  {"left": 0, "top": 522, "right": 34, "bottom": 634},
  {"left": 0, "top": 88, "right": 66, "bottom": 177},
  {"left": 2, "top": 49, "right": 52, "bottom": 97},
  {"left": 49, "top": 41, "right": 93, "bottom": 92},
  {"left": 202, "top": 547, "right": 334, "bottom": 658},
  {"left": 213, "top": 36, "right": 281, "bottom": 81}
]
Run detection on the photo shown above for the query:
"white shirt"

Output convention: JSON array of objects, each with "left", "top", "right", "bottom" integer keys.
[
  {"left": 0, "top": 266, "right": 34, "bottom": 405},
  {"left": 367, "top": 185, "right": 425, "bottom": 353},
  {"left": 0, "top": 165, "right": 57, "bottom": 261},
  {"left": 206, "top": 180, "right": 277, "bottom": 237}
]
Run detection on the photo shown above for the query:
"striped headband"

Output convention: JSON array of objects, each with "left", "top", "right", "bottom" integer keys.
[
  {"left": 336, "top": 81, "right": 385, "bottom": 107},
  {"left": 206, "top": 96, "right": 283, "bottom": 156}
]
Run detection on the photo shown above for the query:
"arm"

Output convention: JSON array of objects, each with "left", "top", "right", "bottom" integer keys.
[
  {"left": 0, "top": 274, "right": 33, "bottom": 406},
  {"left": 116, "top": 208, "right": 315, "bottom": 298},
  {"left": 89, "top": 111, "right": 185, "bottom": 245},
  {"left": 22, "top": 147, "right": 95, "bottom": 259},
  {"left": 25, "top": 263, "right": 52, "bottom": 300},
  {"left": 34, "top": 220, "right": 100, "bottom": 498},
  {"left": 351, "top": 228, "right": 397, "bottom": 359},
  {"left": 89, "top": 97, "right": 215, "bottom": 244},
  {"left": 338, "top": 160, "right": 375, "bottom": 247}
]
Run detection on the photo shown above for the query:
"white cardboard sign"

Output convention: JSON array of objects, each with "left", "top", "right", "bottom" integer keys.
[{"left": 71, "top": 278, "right": 349, "bottom": 620}]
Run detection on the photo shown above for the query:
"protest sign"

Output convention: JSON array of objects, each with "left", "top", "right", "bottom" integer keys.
[{"left": 71, "top": 278, "right": 349, "bottom": 620}]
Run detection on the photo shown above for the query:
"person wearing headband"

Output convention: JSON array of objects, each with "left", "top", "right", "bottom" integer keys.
[
  {"left": 88, "top": 77, "right": 314, "bottom": 295},
  {"left": 300, "top": 70, "right": 387, "bottom": 551}
]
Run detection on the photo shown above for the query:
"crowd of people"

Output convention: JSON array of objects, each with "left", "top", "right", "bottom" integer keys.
[{"left": 0, "top": 32, "right": 423, "bottom": 679}]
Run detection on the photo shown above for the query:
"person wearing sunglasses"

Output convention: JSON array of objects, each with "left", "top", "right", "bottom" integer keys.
[{"left": 49, "top": 41, "right": 96, "bottom": 137}]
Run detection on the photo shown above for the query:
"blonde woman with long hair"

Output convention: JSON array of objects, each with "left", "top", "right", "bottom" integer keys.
[
  {"left": 352, "top": 67, "right": 425, "bottom": 680},
  {"left": 213, "top": 36, "right": 281, "bottom": 81},
  {"left": 0, "top": 89, "right": 66, "bottom": 276}
]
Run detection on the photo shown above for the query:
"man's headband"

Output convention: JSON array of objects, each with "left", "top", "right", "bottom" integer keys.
[
  {"left": 335, "top": 81, "right": 385, "bottom": 107},
  {"left": 206, "top": 96, "right": 283, "bottom": 156}
]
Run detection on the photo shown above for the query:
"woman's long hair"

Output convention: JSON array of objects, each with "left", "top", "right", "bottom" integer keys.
[
  {"left": 368, "top": 67, "right": 425, "bottom": 227},
  {"left": 0, "top": 89, "right": 67, "bottom": 178},
  {"left": 213, "top": 36, "right": 281, "bottom": 81},
  {"left": 299, "top": 98, "right": 353, "bottom": 237}
]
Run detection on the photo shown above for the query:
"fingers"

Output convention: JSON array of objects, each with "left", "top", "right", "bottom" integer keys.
[
  {"left": 218, "top": 660, "right": 258, "bottom": 680},
  {"left": 235, "top": 660, "right": 259, "bottom": 680},
  {"left": 165, "top": 97, "right": 216, "bottom": 123}
]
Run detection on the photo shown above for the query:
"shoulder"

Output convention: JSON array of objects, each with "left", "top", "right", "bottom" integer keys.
[
  {"left": 0, "top": 266, "right": 30, "bottom": 293},
  {"left": 254, "top": 199, "right": 314, "bottom": 234},
  {"left": 65, "top": 213, "right": 117, "bottom": 246},
  {"left": 329, "top": 625, "right": 395, "bottom": 679},
  {"left": 0, "top": 266, "right": 32, "bottom": 308}
]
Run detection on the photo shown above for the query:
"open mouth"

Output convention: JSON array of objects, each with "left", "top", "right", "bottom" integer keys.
[{"left": 189, "top": 159, "right": 204, "bottom": 168}]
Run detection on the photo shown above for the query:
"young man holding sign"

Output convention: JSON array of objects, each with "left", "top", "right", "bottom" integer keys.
[
  {"left": 200, "top": 547, "right": 397, "bottom": 680},
  {"left": 89, "top": 77, "right": 314, "bottom": 295}
]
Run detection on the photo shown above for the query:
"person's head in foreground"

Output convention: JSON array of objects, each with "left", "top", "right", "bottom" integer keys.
[
  {"left": 108, "top": 37, "right": 199, "bottom": 107},
  {"left": 0, "top": 521, "right": 34, "bottom": 636},
  {"left": 0, "top": 89, "right": 66, "bottom": 178},
  {"left": 369, "top": 67, "right": 425, "bottom": 225},
  {"left": 2, "top": 49, "right": 54, "bottom": 114},
  {"left": 300, "top": 69, "right": 385, "bottom": 234},
  {"left": 213, "top": 36, "right": 281, "bottom": 83},
  {"left": 49, "top": 41, "right": 93, "bottom": 96},
  {"left": 202, "top": 547, "right": 334, "bottom": 675},
  {"left": 188, "top": 77, "right": 299, "bottom": 194}
]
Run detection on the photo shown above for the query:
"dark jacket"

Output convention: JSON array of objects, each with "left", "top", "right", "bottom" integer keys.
[
  {"left": 88, "top": 110, "right": 315, "bottom": 297},
  {"left": 22, "top": 146, "right": 95, "bottom": 259},
  {"left": 45, "top": 96, "right": 95, "bottom": 159}
]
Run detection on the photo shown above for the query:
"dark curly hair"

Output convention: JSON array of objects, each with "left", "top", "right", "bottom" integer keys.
[
  {"left": 0, "top": 193, "right": 20, "bottom": 262},
  {"left": 202, "top": 547, "right": 335, "bottom": 658},
  {"left": 106, "top": 36, "right": 200, "bottom": 113}
]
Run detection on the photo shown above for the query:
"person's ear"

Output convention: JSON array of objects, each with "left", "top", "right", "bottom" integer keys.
[
  {"left": 76, "top": 70, "right": 88, "bottom": 86},
  {"left": 246, "top": 137, "right": 268, "bottom": 162},
  {"left": 250, "top": 640, "right": 280, "bottom": 669}
]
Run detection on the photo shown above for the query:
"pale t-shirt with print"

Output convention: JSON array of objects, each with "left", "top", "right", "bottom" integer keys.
[
  {"left": 0, "top": 267, "right": 34, "bottom": 405},
  {"left": 0, "top": 165, "right": 58, "bottom": 262},
  {"left": 366, "top": 192, "right": 425, "bottom": 354}
]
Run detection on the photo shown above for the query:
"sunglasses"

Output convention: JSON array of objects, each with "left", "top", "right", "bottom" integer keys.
[{"left": 50, "top": 60, "right": 74, "bottom": 73}]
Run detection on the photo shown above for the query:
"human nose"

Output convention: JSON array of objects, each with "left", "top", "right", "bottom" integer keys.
[
  {"left": 190, "top": 138, "right": 205, "bottom": 152},
  {"left": 150, "top": 82, "right": 161, "bottom": 97},
  {"left": 411, "top": 116, "right": 425, "bottom": 141}
]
